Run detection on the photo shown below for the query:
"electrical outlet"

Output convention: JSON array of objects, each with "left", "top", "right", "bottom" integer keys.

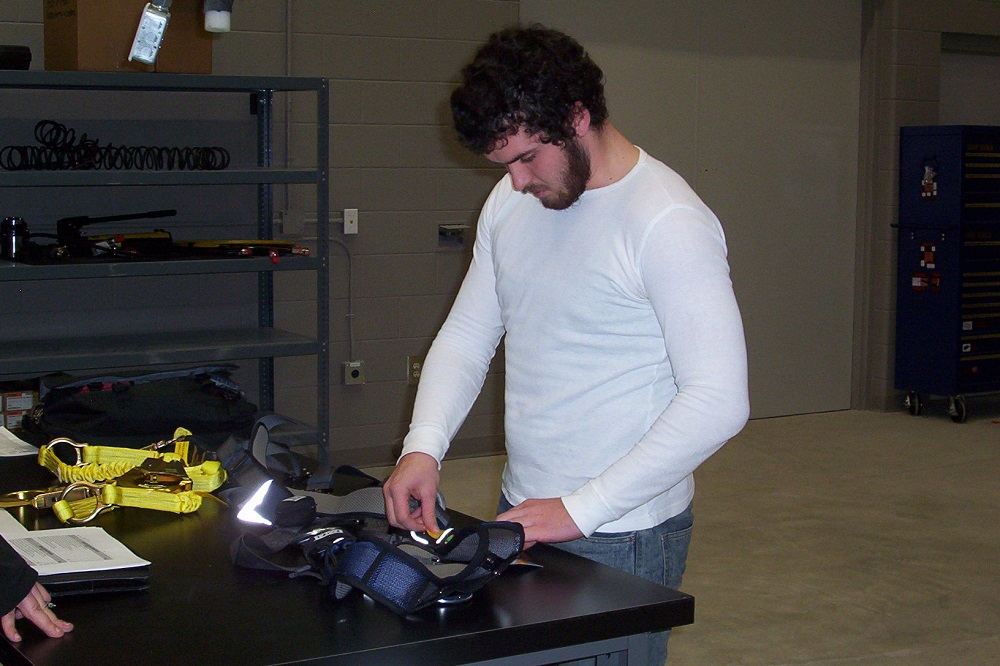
[
  {"left": 342, "top": 360, "right": 365, "bottom": 385},
  {"left": 343, "top": 208, "right": 359, "bottom": 235},
  {"left": 407, "top": 356, "right": 423, "bottom": 386}
]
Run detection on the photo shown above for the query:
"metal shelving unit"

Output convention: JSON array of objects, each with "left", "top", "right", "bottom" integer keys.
[{"left": 0, "top": 71, "right": 330, "bottom": 447}]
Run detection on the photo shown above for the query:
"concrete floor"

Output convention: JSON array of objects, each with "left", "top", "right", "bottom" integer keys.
[{"left": 365, "top": 406, "right": 1000, "bottom": 665}]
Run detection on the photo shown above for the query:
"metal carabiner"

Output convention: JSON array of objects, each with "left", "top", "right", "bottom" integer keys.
[
  {"left": 45, "top": 437, "right": 89, "bottom": 466},
  {"left": 0, "top": 483, "right": 103, "bottom": 510},
  {"left": 58, "top": 481, "right": 111, "bottom": 524},
  {"left": 142, "top": 435, "right": 181, "bottom": 453},
  {"left": 0, "top": 488, "right": 62, "bottom": 509},
  {"left": 141, "top": 435, "right": 204, "bottom": 466}
]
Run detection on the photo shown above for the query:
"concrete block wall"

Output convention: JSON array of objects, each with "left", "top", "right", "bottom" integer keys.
[
  {"left": 0, "top": 0, "right": 517, "bottom": 466},
  {"left": 229, "top": 1, "right": 520, "bottom": 465}
]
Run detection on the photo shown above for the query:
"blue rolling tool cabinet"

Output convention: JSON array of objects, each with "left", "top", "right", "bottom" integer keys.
[{"left": 894, "top": 125, "right": 1000, "bottom": 422}]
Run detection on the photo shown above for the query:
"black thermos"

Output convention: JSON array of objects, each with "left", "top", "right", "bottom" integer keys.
[{"left": 1, "top": 216, "right": 28, "bottom": 260}]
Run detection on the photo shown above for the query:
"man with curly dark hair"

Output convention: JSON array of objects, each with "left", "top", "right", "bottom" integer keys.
[
  {"left": 450, "top": 26, "right": 609, "bottom": 155},
  {"left": 384, "top": 25, "right": 749, "bottom": 663}
]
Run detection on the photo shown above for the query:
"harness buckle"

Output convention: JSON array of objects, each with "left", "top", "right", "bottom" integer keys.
[
  {"left": 481, "top": 552, "right": 503, "bottom": 574},
  {"left": 115, "top": 459, "right": 192, "bottom": 493}
]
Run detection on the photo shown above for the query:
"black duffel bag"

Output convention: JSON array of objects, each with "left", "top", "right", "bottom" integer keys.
[{"left": 22, "top": 365, "right": 258, "bottom": 448}]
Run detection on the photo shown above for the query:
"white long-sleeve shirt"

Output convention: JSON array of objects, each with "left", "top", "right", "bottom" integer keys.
[{"left": 401, "top": 148, "right": 749, "bottom": 536}]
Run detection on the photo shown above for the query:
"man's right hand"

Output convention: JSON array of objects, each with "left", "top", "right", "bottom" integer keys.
[{"left": 382, "top": 452, "right": 441, "bottom": 533}]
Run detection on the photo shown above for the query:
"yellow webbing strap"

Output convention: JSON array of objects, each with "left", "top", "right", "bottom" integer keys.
[
  {"left": 52, "top": 485, "right": 205, "bottom": 524},
  {"left": 38, "top": 449, "right": 136, "bottom": 484},
  {"left": 81, "top": 445, "right": 186, "bottom": 466},
  {"left": 38, "top": 428, "right": 227, "bottom": 524},
  {"left": 38, "top": 447, "right": 225, "bottom": 493},
  {"left": 38, "top": 433, "right": 185, "bottom": 484},
  {"left": 52, "top": 494, "right": 104, "bottom": 524},
  {"left": 37, "top": 429, "right": 225, "bottom": 487},
  {"left": 186, "top": 460, "right": 225, "bottom": 492}
]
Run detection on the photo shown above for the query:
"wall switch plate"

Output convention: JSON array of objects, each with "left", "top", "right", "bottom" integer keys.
[{"left": 342, "top": 360, "right": 365, "bottom": 385}]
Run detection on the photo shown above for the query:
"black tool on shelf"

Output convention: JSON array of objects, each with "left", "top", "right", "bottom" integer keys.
[{"left": 49, "top": 208, "right": 177, "bottom": 259}]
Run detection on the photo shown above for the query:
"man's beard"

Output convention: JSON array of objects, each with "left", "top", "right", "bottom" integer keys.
[{"left": 528, "top": 138, "right": 591, "bottom": 210}]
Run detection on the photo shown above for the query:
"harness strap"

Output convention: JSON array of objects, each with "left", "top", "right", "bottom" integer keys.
[
  {"left": 231, "top": 525, "right": 318, "bottom": 577},
  {"left": 226, "top": 484, "right": 443, "bottom": 584},
  {"left": 224, "top": 486, "right": 389, "bottom": 569},
  {"left": 289, "top": 486, "right": 394, "bottom": 520},
  {"left": 231, "top": 520, "right": 359, "bottom": 586}
]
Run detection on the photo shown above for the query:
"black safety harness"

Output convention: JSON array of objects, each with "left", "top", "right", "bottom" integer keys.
[{"left": 215, "top": 416, "right": 525, "bottom": 615}]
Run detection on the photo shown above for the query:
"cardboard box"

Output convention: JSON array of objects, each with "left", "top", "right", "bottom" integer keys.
[
  {"left": 4, "top": 410, "right": 29, "bottom": 431},
  {"left": 43, "top": 0, "right": 212, "bottom": 73},
  {"left": 2, "top": 390, "right": 37, "bottom": 412},
  {"left": 1, "top": 383, "right": 39, "bottom": 431}
]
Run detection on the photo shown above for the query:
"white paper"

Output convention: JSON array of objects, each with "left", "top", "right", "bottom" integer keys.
[
  {"left": 0, "top": 508, "right": 28, "bottom": 535},
  {"left": 0, "top": 426, "right": 39, "bottom": 457},
  {"left": 5, "top": 526, "right": 150, "bottom": 576}
]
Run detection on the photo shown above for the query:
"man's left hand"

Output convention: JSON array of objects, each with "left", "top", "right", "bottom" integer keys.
[{"left": 496, "top": 497, "right": 584, "bottom": 549}]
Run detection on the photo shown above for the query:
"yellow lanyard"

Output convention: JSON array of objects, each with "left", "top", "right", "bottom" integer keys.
[{"left": 36, "top": 428, "right": 227, "bottom": 524}]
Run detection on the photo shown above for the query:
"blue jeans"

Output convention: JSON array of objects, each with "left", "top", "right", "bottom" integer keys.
[{"left": 499, "top": 496, "right": 694, "bottom": 665}]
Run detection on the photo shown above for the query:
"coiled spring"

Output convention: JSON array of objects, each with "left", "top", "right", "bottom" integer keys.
[{"left": 0, "top": 120, "right": 230, "bottom": 171}]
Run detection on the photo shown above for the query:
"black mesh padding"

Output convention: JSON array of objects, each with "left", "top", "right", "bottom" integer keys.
[
  {"left": 486, "top": 525, "right": 523, "bottom": 561},
  {"left": 343, "top": 539, "right": 380, "bottom": 573},
  {"left": 368, "top": 549, "right": 426, "bottom": 607},
  {"left": 442, "top": 532, "right": 481, "bottom": 562},
  {"left": 334, "top": 522, "right": 525, "bottom": 615}
]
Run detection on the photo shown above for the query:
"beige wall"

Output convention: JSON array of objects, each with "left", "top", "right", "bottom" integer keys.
[{"left": 522, "top": 0, "right": 862, "bottom": 418}]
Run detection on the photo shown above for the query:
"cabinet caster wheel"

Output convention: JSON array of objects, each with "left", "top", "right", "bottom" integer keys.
[
  {"left": 905, "top": 392, "right": 922, "bottom": 416},
  {"left": 948, "top": 396, "right": 967, "bottom": 423}
]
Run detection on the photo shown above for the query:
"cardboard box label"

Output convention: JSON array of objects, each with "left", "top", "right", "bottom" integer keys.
[
  {"left": 4, "top": 410, "right": 29, "bottom": 430},
  {"left": 2, "top": 391, "right": 37, "bottom": 412}
]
